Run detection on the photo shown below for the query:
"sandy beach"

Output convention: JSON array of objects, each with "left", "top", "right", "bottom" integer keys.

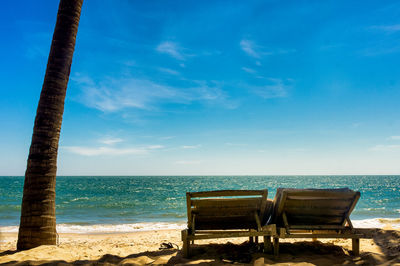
[
  {"left": 2, "top": 0, "right": 400, "bottom": 265},
  {"left": 1, "top": 226, "right": 400, "bottom": 265}
]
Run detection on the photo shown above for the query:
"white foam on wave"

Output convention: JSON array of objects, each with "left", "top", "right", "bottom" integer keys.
[
  {"left": 56, "top": 222, "right": 187, "bottom": 233},
  {"left": 70, "top": 197, "right": 89, "bottom": 202},
  {"left": 352, "top": 218, "right": 400, "bottom": 229},
  {"left": 0, "top": 226, "right": 18, "bottom": 233},
  {"left": 2, "top": 218, "right": 399, "bottom": 234},
  {"left": 0, "top": 222, "right": 186, "bottom": 234}
]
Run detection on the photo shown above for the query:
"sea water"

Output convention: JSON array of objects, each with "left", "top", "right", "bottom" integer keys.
[{"left": 1, "top": 176, "right": 399, "bottom": 233}]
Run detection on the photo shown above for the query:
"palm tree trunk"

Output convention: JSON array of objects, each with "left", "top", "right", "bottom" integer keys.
[{"left": 17, "top": 0, "right": 83, "bottom": 250}]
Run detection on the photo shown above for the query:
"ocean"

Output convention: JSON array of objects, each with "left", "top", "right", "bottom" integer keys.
[{"left": 1, "top": 176, "right": 399, "bottom": 233}]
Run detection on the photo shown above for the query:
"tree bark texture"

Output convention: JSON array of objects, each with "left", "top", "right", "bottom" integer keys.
[{"left": 17, "top": 0, "right": 83, "bottom": 250}]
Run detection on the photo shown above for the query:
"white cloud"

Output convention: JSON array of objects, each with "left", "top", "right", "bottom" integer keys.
[
  {"left": 158, "top": 67, "right": 180, "bottom": 76},
  {"left": 388, "top": 136, "right": 400, "bottom": 140},
  {"left": 240, "top": 39, "right": 295, "bottom": 58},
  {"left": 99, "top": 137, "right": 123, "bottom": 145},
  {"left": 148, "top": 145, "right": 164, "bottom": 149},
  {"left": 156, "top": 41, "right": 186, "bottom": 60},
  {"left": 73, "top": 75, "right": 231, "bottom": 112},
  {"left": 240, "top": 40, "right": 262, "bottom": 58},
  {"left": 242, "top": 67, "right": 256, "bottom": 74},
  {"left": 175, "top": 160, "right": 202, "bottom": 165},
  {"left": 369, "top": 145, "right": 400, "bottom": 152},
  {"left": 62, "top": 145, "right": 164, "bottom": 156},
  {"left": 71, "top": 73, "right": 95, "bottom": 86},
  {"left": 243, "top": 78, "right": 291, "bottom": 99},
  {"left": 181, "top": 144, "right": 201, "bottom": 149},
  {"left": 254, "top": 85, "right": 286, "bottom": 98},
  {"left": 159, "top": 136, "right": 175, "bottom": 140}
]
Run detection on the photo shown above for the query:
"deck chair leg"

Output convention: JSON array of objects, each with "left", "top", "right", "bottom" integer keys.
[
  {"left": 352, "top": 238, "right": 360, "bottom": 256},
  {"left": 263, "top": 236, "right": 272, "bottom": 253},
  {"left": 181, "top": 229, "right": 190, "bottom": 258},
  {"left": 273, "top": 237, "right": 279, "bottom": 257}
]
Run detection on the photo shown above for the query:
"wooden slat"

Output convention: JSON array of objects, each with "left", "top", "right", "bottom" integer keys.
[
  {"left": 186, "top": 192, "right": 192, "bottom": 230},
  {"left": 196, "top": 215, "right": 256, "bottom": 221},
  {"left": 284, "top": 207, "right": 347, "bottom": 216},
  {"left": 276, "top": 191, "right": 288, "bottom": 217},
  {"left": 254, "top": 212, "right": 262, "bottom": 231},
  {"left": 287, "top": 195, "right": 355, "bottom": 201},
  {"left": 195, "top": 220, "right": 258, "bottom": 230},
  {"left": 281, "top": 233, "right": 363, "bottom": 239},
  {"left": 342, "top": 192, "right": 360, "bottom": 226},
  {"left": 194, "top": 230, "right": 249, "bottom": 234},
  {"left": 289, "top": 225, "right": 347, "bottom": 230},
  {"left": 262, "top": 224, "right": 277, "bottom": 234},
  {"left": 285, "top": 190, "right": 356, "bottom": 199},
  {"left": 352, "top": 228, "right": 375, "bottom": 238},
  {"left": 195, "top": 226, "right": 276, "bottom": 235},
  {"left": 187, "top": 229, "right": 276, "bottom": 240},
  {"left": 347, "top": 192, "right": 360, "bottom": 215},
  {"left": 195, "top": 224, "right": 257, "bottom": 230},
  {"left": 285, "top": 215, "right": 343, "bottom": 225},
  {"left": 192, "top": 208, "right": 258, "bottom": 216},
  {"left": 192, "top": 198, "right": 261, "bottom": 208},
  {"left": 285, "top": 199, "right": 352, "bottom": 209},
  {"left": 196, "top": 216, "right": 256, "bottom": 224},
  {"left": 194, "top": 205, "right": 260, "bottom": 211},
  {"left": 189, "top": 190, "right": 265, "bottom": 198},
  {"left": 259, "top": 189, "right": 268, "bottom": 220},
  {"left": 192, "top": 214, "right": 196, "bottom": 232},
  {"left": 282, "top": 212, "right": 290, "bottom": 232},
  {"left": 346, "top": 217, "right": 353, "bottom": 229}
]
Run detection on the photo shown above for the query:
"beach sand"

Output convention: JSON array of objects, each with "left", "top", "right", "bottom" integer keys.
[{"left": 1, "top": 227, "right": 400, "bottom": 265}]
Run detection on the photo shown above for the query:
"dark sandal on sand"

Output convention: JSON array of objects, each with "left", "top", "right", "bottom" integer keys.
[{"left": 159, "top": 242, "right": 179, "bottom": 250}]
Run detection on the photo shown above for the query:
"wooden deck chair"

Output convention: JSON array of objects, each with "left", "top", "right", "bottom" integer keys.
[
  {"left": 181, "top": 190, "right": 276, "bottom": 258},
  {"left": 268, "top": 188, "right": 364, "bottom": 256}
]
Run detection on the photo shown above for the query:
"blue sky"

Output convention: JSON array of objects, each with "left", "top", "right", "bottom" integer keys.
[{"left": 1, "top": 0, "right": 400, "bottom": 175}]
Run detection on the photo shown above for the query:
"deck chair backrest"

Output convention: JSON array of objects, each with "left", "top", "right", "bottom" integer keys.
[
  {"left": 186, "top": 190, "right": 271, "bottom": 231},
  {"left": 270, "top": 188, "right": 360, "bottom": 227}
]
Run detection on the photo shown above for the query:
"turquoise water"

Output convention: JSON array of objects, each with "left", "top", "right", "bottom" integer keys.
[{"left": 1, "top": 176, "right": 399, "bottom": 229}]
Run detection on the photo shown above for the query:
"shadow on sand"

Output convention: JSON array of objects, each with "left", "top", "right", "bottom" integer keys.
[
  {"left": 1, "top": 230, "right": 400, "bottom": 265},
  {"left": 0, "top": 242, "right": 371, "bottom": 265}
]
